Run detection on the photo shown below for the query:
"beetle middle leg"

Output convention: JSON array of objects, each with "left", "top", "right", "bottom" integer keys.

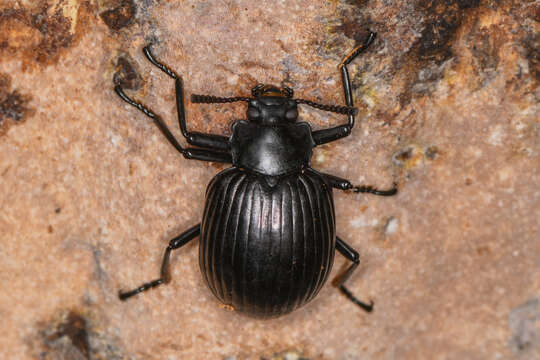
[
  {"left": 119, "top": 224, "right": 201, "bottom": 300},
  {"left": 142, "top": 46, "right": 230, "bottom": 151},
  {"left": 334, "top": 236, "right": 374, "bottom": 312},
  {"left": 322, "top": 172, "right": 397, "bottom": 196}
]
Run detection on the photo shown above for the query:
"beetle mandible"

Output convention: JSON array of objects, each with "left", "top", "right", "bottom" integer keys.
[{"left": 114, "top": 31, "right": 397, "bottom": 318}]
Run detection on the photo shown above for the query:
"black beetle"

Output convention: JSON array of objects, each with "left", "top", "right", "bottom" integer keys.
[{"left": 114, "top": 31, "right": 397, "bottom": 318}]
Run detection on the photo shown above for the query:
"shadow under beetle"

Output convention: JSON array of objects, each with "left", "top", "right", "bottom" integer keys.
[{"left": 114, "top": 31, "right": 397, "bottom": 318}]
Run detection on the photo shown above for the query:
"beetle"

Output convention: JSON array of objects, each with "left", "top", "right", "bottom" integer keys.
[{"left": 114, "top": 31, "right": 397, "bottom": 318}]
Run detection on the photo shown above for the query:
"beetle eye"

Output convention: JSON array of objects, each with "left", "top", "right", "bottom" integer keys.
[
  {"left": 285, "top": 108, "right": 298, "bottom": 121},
  {"left": 248, "top": 107, "right": 260, "bottom": 120}
]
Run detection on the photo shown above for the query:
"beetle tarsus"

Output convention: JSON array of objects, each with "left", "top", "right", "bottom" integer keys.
[
  {"left": 320, "top": 171, "right": 397, "bottom": 197},
  {"left": 335, "top": 236, "right": 374, "bottom": 313},
  {"left": 114, "top": 85, "right": 189, "bottom": 156},
  {"left": 119, "top": 279, "right": 164, "bottom": 301},
  {"left": 338, "top": 30, "right": 377, "bottom": 69},
  {"left": 115, "top": 85, "right": 156, "bottom": 118},
  {"left": 143, "top": 45, "right": 179, "bottom": 80},
  {"left": 118, "top": 224, "right": 200, "bottom": 301},
  {"left": 339, "top": 285, "right": 374, "bottom": 313},
  {"left": 353, "top": 184, "right": 398, "bottom": 196}
]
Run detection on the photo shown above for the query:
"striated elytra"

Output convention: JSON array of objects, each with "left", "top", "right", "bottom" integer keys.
[{"left": 114, "top": 31, "right": 397, "bottom": 318}]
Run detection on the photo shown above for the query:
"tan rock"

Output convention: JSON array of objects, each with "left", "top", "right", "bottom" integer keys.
[{"left": 1, "top": 0, "right": 538, "bottom": 359}]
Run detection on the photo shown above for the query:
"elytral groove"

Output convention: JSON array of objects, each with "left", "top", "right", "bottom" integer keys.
[
  {"left": 201, "top": 173, "right": 222, "bottom": 295},
  {"left": 284, "top": 180, "right": 298, "bottom": 313},
  {"left": 297, "top": 177, "right": 310, "bottom": 309},
  {"left": 230, "top": 176, "right": 249, "bottom": 306},
  {"left": 210, "top": 171, "right": 236, "bottom": 301},
  {"left": 218, "top": 172, "right": 244, "bottom": 304},
  {"left": 299, "top": 175, "right": 318, "bottom": 305}
]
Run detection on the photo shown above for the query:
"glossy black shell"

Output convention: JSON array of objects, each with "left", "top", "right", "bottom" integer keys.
[
  {"left": 230, "top": 120, "right": 314, "bottom": 176},
  {"left": 200, "top": 167, "right": 336, "bottom": 318}
]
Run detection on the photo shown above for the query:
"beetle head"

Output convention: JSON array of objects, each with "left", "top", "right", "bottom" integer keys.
[{"left": 247, "top": 84, "right": 298, "bottom": 125}]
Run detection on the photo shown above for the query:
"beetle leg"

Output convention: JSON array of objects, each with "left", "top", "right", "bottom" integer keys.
[
  {"left": 183, "top": 148, "right": 232, "bottom": 163},
  {"left": 173, "top": 77, "right": 230, "bottom": 151},
  {"left": 119, "top": 224, "right": 201, "bottom": 301},
  {"left": 142, "top": 46, "right": 231, "bottom": 151},
  {"left": 334, "top": 237, "right": 374, "bottom": 313},
  {"left": 352, "top": 184, "right": 397, "bottom": 196},
  {"left": 312, "top": 31, "right": 376, "bottom": 146},
  {"left": 321, "top": 171, "right": 398, "bottom": 196},
  {"left": 115, "top": 86, "right": 232, "bottom": 163}
]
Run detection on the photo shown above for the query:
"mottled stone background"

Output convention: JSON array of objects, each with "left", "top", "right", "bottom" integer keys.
[{"left": 0, "top": 0, "right": 538, "bottom": 359}]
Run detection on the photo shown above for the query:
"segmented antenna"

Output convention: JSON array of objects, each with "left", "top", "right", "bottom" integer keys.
[
  {"left": 191, "top": 93, "right": 357, "bottom": 116},
  {"left": 295, "top": 99, "right": 358, "bottom": 116},
  {"left": 190, "top": 94, "right": 251, "bottom": 103}
]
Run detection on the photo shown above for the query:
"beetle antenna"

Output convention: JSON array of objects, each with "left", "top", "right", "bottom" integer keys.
[
  {"left": 191, "top": 94, "right": 251, "bottom": 103},
  {"left": 295, "top": 99, "right": 358, "bottom": 116}
]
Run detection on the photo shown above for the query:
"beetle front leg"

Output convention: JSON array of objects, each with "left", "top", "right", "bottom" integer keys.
[
  {"left": 312, "top": 31, "right": 376, "bottom": 146},
  {"left": 323, "top": 172, "right": 397, "bottom": 196},
  {"left": 143, "top": 46, "right": 230, "bottom": 152},
  {"left": 334, "top": 236, "right": 374, "bottom": 313},
  {"left": 119, "top": 224, "right": 200, "bottom": 300},
  {"left": 115, "top": 86, "right": 232, "bottom": 163}
]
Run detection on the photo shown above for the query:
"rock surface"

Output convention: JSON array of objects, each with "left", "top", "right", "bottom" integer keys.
[{"left": 0, "top": 0, "right": 538, "bottom": 359}]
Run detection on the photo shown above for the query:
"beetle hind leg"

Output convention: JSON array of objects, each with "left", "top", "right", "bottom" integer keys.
[
  {"left": 119, "top": 224, "right": 200, "bottom": 301},
  {"left": 334, "top": 236, "right": 374, "bottom": 313}
]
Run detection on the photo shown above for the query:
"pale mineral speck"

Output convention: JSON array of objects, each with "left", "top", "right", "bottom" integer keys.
[
  {"left": 108, "top": 132, "right": 122, "bottom": 147},
  {"left": 487, "top": 124, "right": 504, "bottom": 146},
  {"left": 363, "top": 95, "right": 376, "bottom": 108},
  {"left": 351, "top": 215, "right": 379, "bottom": 228},
  {"left": 472, "top": 147, "right": 483, "bottom": 158},
  {"left": 385, "top": 217, "right": 399, "bottom": 235},
  {"left": 497, "top": 166, "right": 512, "bottom": 182},
  {"left": 324, "top": 78, "right": 337, "bottom": 86},
  {"left": 315, "top": 152, "right": 325, "bottom": 163},
  {"left": 227, "top": 75, "right": 239, "bottom": 85},
  {"left": 481, "top": 191, "right": 495, "bottom": 204}
]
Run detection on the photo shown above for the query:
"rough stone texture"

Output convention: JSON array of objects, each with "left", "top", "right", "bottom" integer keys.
[{"left": 0, "top": 0, "right": 538, "bottom": 359}]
